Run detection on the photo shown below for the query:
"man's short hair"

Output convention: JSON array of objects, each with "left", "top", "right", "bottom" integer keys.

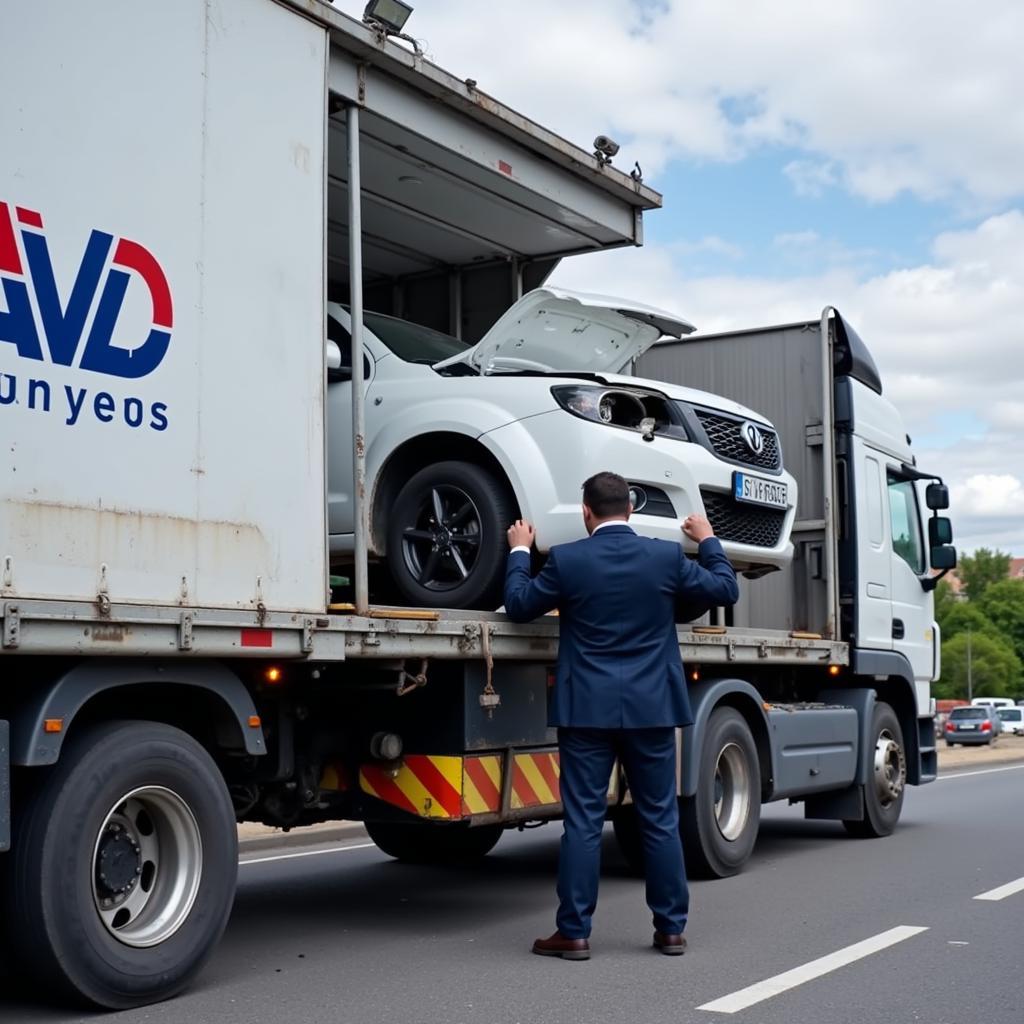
[{"left": 582, "top": 471, "right": 631, "bottom": 518}]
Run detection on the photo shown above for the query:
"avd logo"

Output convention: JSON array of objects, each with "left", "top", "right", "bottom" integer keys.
[{"left": 0, "top": 201, "right": 172, "bottom": 431}]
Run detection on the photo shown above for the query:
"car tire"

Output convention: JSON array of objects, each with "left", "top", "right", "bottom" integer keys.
[
  {"left": 679, "top": 707, "right": 761, "bottom": 878},
  {"left": 386, "top": 461, "right": 516, "bottom": 610},
  {"left": 843, "top": 702, "right": 906, "bottom": 839},
  {"left": 4, "top": 721, "right": 237, "bottom": 1010},
  {"left": 365, "top": 820, "right": 503, "bottom": 864}
]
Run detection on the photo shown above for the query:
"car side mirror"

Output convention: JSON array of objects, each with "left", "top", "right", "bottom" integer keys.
[
  {"left": 928, "top": 516, "right": 953, "bottom": 546},
  {"left": 926, "top": 482, "right": 950, "bottom": 510}
]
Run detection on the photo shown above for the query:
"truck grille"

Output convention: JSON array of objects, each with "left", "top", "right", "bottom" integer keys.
[
  {"left": 700, "top": 490, "right": 786, "bottom": 548},
  {"left": 693, "top": 409, "right": 781, "bottom": 471}
]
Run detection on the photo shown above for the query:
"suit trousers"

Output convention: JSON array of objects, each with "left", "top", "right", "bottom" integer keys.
[{"left": 555, "top": 726, "right": 689, "bottom": 939}]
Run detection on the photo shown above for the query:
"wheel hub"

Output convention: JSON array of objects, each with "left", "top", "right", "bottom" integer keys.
[
  {"left": 95, "top": 824, "right": 142, "bottom": 900},
  {"left": 712, "top": 742, "right": 752, "bottom": 842},
  {"left": 872, "top": 730, "right": 906, "bottom": 806},
  {"left": 402, "top": 485, "right": 483, "bottom": 591},
  {"left": 91, "top": 786, "right": 203, "bottom": 948}
]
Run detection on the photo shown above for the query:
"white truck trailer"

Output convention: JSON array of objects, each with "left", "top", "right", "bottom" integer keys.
[{"left": 0, "top": 0, "right": 955, "bottom": 1009}]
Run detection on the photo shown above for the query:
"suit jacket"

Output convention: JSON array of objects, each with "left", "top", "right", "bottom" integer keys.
[{"left": 504, "top": 525, "right": 739, "bottom": 728}]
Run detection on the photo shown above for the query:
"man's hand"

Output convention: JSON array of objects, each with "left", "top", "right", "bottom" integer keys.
[
  {"left": 682, "top": 514, "right": 714, "bottom": 543},
  {"left": 507, "top": 519, "right": 536, "bottom": 550}
]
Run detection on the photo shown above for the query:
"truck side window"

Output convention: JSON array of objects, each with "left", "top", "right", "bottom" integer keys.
[
  {"left": 865, "top": 456, "right": 884, "bottom": 546},
  {"left": 886, "top": 473, "right": 924, "bottom": 575}
]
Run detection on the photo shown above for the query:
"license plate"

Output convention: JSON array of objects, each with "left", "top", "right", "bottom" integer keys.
[
  {"left": 733, "top": 472, "right": 788, "bottom": 510},
  {"left": 959, "top": 724, "right": 976, "bottom": 730}
]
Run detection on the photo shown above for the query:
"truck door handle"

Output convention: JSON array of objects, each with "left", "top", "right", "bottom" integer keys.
[{"left": 892, "top": 619, "right": 905, "bottom": 640}]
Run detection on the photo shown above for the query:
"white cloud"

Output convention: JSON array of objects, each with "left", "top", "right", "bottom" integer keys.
[
  {"left": 953, "top": 475, "right": 1024, "bottom": 517},
  {"left": 549, "top": 209, "right": 1024, "bottom": 552},
  {"left": 783, "top": 161, "right": 838, "bottom": 199},
  {"left": 773, "top": 231, "right": 820, "bottom": 248},
  {"left": 339, "top": 0, "right": 1024, "bottom": 204}
]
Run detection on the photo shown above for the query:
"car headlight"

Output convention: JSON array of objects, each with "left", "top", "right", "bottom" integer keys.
[{"left": 550, "top": 384, "right": 689, "bottom": 440}]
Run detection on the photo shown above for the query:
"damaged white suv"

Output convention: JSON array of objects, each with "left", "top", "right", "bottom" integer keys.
[{"left": 327, "top": 287, "right": 797, "bottom": 609}]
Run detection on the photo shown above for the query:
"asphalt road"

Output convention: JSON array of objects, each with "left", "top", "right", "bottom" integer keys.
[{"left": 3, "top": 764, "right": 1023, "bottom": 1024}]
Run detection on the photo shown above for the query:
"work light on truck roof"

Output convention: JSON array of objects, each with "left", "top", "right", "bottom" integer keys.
[{"left": 363, "top": 0, "right": 413, "bottom": 34}]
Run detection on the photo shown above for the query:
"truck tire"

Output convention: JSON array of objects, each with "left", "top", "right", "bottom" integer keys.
[
  {"left": 680, "top": 707, "right": 761, "bottom": 878},
  {"left": 843, "top": 701, "right": 905, "bottom": 838},
  {"left": 5, "top": 721, "right": 237, "bottom": 1010},
  {"left": 365, "top": 820, "right": 503, "bottom": 864},
  {"left": 387, "top": 461, "right": 516, "bottom": 610}
]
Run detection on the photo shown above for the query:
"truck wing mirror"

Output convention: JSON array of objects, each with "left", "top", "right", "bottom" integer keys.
[
  {"left": 928, "top": 516, "right": 953, "bottom": 546},
  {"left": 925, "top": 482, "right": 950, "bottom": 510},
  {"left": 922, "top": 543, "right": 956, "bottom": 591}
]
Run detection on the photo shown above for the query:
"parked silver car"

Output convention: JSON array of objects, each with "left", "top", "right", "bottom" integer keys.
[{"left": 944, "top": 705, "right": 1001, "bottom": 746}]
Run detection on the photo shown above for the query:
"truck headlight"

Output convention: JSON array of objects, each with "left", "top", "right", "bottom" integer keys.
[{"left": 550, "top": 384, "right": 689, "bottom": 440}]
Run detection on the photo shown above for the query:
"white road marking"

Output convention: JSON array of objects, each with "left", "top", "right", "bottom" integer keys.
[
  {"left": 938, "top": 764, "right": 1024, "bottom": 781},
  {"left": 973, "top": 876, "right": 1024, "bottom": 902},
  {"left": 697, "top": 926, "right": 929, "bottom": 1015},
  {"left": 240, "top": 842, "right": 377, "bottom": 866}
]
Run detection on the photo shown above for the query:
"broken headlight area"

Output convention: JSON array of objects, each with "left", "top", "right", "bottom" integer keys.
[{"left": 550, "top": 384, "right": 689, "bottom": 441}]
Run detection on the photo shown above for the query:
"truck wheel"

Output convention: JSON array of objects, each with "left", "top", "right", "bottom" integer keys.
[
  {"left": 386, "top": 461, "right": 516, "bottom": 610},
  {"left": 680, "top": 707, "right": 761, "bottom": 878},
  {"left": 843, "top": 701, "right": 905, "bottom": 838},
  {"left": 365, "top": 820, "right": 503, "bottom": 863},
  {"left": 5, "top": 721, "right": 237, "bottom": 1010}
]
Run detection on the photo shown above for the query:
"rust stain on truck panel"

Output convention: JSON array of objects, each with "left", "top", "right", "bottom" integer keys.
[{"left": 5, "top": 500, "right": 266, "bottom": 585}]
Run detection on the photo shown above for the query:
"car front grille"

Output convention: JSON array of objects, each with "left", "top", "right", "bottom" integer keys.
[
  {"left": 693, "top": 409, "right": 781, "bottom": 471},
  {"left": 700, "top": 490, "right": 786, "bottom": 548}
]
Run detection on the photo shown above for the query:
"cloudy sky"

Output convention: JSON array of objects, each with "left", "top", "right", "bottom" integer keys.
[{"left": 341, "top": 0, "right": 1024, "bottom": 554}]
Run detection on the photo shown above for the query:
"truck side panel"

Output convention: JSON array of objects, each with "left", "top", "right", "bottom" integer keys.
[{"left": 0, "top": 0, "right": 327, "bottom": 613}]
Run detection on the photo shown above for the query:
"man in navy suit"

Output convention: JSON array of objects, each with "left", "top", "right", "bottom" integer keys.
[{"left": 504, "top": 471, "right": 739, "bottom": 960}]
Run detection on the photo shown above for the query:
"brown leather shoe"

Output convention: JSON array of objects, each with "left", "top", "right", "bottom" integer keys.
[
  {"left": 653, "top": 931, "right": 687, "bottom": 955},
  {"left": 532, "top": 931, "right": 590, "bottom": 961}
]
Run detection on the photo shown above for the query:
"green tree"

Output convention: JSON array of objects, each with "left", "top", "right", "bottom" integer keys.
[
  {"left": 978, "top": 578, "right": 1024, "bottom": 665},
  {"left": 957, "top": 548, "right": 1011, "bottom": 601},
  {"left": 938, "top": 630, "right": 1023, "bottom": 701},
  {"left": 937, "top": 600, "right": 997, "bottom": 645},
  {"left": 933, "top": 579, "right": 957, "bottom": 625}
]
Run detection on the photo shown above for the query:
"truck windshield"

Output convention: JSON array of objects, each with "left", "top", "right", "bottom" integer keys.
[
  {"left": 998, "top": 708, "right": 1022, "bottom": 721},
  {"left": 364, "top": 310, "right": 470, "bottom": 365}
]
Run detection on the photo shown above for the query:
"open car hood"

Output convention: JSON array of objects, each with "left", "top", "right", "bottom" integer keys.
[{"left": 433, "top": 286, "right": 695, "bottom": 375}]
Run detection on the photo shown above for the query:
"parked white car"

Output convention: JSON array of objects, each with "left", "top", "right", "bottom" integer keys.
[
  {"left": 996, "top": 706, "right": 1024, "bottom": 735},
  {"left": 326, "top": 287, "right": 797, "bottom": 608}
]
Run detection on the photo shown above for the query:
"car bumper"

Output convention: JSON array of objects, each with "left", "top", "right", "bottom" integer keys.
[
  {"left": 480, "top": 410, "right": 796, "bottom": 569},
  {"left": 946, "top": 731, "right": 993, "bottom": 743}
]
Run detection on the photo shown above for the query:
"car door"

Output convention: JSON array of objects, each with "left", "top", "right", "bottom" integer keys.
[
  {"left": 886, "top": 468, "right": 934, "bottom": 686},
  {"left": 325, "top": 312, "right": 374, "bottom": 540}
]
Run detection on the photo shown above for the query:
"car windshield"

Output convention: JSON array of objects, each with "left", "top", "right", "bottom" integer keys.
[
  {"left": 950, "top": 707, "right": 986, "bottom": 719},
  {"left": 998, "top": 708, "right": 1022, "bottom": 721},
  {"left": 364, "top": 310, "right": 471, "bottom": 365}
]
